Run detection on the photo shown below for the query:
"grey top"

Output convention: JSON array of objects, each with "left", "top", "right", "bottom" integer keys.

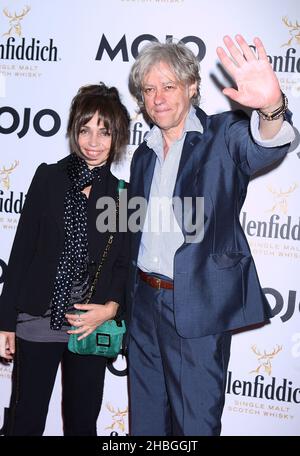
[{"left": 16, "top": 273, "right": 89, "bottom": 343}]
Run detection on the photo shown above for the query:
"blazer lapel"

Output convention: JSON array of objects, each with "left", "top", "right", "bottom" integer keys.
[
  {"left": 173, "top": 106, "right": 207, "bottom": 198},
  {"left": 130, "top": 148, "right": 156, "bottom": 262},
  {"left": 51, "top": 160, "right": 70, "bottom": 239},
  {"left": 87, "top": 164, "right": 112, "bottom": 260},
  {"left": 173, "top": 131, "right": 202, "bottom": 198},
  {"left": 173, "top": 131, "right": 204, "bottom": 241},
  {"left": 142, "top": 149, "right": 157, "bottom": 201}
]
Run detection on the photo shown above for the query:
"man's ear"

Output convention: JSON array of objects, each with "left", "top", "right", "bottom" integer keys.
[{"left": 188, "top": 81, "right": 197, "bottom": 99}]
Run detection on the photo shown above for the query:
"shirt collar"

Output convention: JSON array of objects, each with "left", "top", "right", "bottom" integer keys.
[{"left": 145, "top": 105, "right": 203, "bottom": 154}]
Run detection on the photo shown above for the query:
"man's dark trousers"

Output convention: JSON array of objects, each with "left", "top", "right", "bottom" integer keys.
[{"left": 128, "top": 276, "right": 232, "bottom": 436}]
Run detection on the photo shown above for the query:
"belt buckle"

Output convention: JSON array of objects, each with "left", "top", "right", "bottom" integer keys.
[{"left": 155, "top": 277, "right": 161, "bottom": 290}]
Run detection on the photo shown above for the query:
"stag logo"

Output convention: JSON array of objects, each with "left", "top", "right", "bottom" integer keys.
[
  {"left": 105, "top": 403, "right": 128, "bottom": 433},
  {"left": 0, "top": 161, "right": 19, "bottom": 190},
  {"left": 267, "top": 182, "right": 298, "bottom": 215},
  {"left": 250, "top": 345, "right": 282, "bottom": 376},
  {"left": 2, "top": 5, "right": 30, "bottom": 37},
  {"left": 282, "top": 17, "right": 300, "bottom": 47}
]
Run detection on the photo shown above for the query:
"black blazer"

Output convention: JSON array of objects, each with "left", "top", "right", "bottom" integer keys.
[{"left": 0, "top": 155, "right": 129, "bottom": 332}]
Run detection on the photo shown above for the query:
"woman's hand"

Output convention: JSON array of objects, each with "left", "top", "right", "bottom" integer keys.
[
  {"left": 65, "top": 301, "right": 119, "bottom": 340},
  {"left": 0, "top": 331, "right": 15, "bottom": 360}
]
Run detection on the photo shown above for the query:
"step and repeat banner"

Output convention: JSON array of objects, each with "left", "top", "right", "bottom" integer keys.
[{"left": 0, "top": 0, "right": 299, "bottom": 436}]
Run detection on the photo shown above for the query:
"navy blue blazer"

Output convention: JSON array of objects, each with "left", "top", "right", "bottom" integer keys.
[
  {"left": 128, "top": 107, "right": 291, "bottom": 338},
  {"left": 0, "top": 155, "right": 129, "bottom": 332}
]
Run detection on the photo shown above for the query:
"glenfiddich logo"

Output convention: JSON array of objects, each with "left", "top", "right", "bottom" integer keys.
[
  {"left": 129, "top": 112, "right": 149, "bottom": 157},
  {"left": 2, "top": 5, "right": 30, "bottom": 37},
  {"left": 241, "top": 182, "right": 300, "bottom": 241},
  {"left": 0, "top": 5, "right": 58, "bottom": 62},
  {"left": 226, "top": 344, "right": 300, "bottom": 404},
  {"left": 282, "top": 17, "right": 300, "bottom": 47},
  {"left": 250, "top": 345, "right": 283, "bottom": 376},
  {"left": 0, "top": 160, "right": 19, "bottom": 190},
  {"left": 249, "top": 18, "right": 300, "bottom": 73},
  {"left": 105, "top": 403, "right": 128, "bottom": 433},
  {"left": 267, "top": 182, "right": 298, "bottom": 215},
  {"left": 226, "top": 371, "right": 300, "bottom": 403}
]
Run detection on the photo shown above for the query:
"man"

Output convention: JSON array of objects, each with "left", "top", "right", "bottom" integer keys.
[{"left": 127, "top": 35, "right": 295, "bottom": 436}]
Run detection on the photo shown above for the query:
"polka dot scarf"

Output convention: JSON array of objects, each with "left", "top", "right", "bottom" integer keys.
[{"left": 50, "top": 154, "right": 103, "bottom": 330}]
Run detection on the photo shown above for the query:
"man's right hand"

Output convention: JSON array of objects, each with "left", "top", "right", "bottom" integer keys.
[{"left": 0, "top": 331, "right": 15, "bottom": 360}]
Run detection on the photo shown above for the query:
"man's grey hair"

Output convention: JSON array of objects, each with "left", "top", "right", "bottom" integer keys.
[{"left": 129, "top": 41, "right": 201, "bottom": 111}]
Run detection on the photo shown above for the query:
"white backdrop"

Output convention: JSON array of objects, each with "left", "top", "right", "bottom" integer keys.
[{"left": 0, "top": 0, "right": 299, "bottom": 436}]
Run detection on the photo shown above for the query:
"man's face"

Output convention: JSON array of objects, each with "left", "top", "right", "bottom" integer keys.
[{"left": 142, "top": 61, "right": 196, "bottom": 137}]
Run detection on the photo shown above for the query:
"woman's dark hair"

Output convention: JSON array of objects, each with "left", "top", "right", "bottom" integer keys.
[{"left": 67, "top": 83, "right": 130, "bottom": 163}]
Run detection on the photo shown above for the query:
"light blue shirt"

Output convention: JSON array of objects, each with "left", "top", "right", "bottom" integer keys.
[{"left": 137, "top": 106, "right": 295, "bottom": 279}]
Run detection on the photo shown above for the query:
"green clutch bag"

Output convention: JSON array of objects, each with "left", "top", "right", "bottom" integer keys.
[{"left": 68, "top": 316, "right": 126, "bottom": 358}]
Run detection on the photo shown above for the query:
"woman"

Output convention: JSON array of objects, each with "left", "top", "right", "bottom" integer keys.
[{"left": 0, "top": 83, "right": 130, "bottom": 436}]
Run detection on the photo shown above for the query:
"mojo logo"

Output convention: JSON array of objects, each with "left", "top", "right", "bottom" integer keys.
[
  {"left": 95, "top": 34, "right": 206, "bottom": 62},
  {"left": 0, "top": 106, "right": 61, "bottom": 138},
  {"left": 0, "top": 6, "right": 58, "bottom": 62},
  {"left": 0, "top": 258, "right": 7, "bottom": 285},
  {"left": 107, "top": 351, "right": 127, "bottom": 377},
  {"left": 263, "top": 287, "right": 299, "bottom": 323}
]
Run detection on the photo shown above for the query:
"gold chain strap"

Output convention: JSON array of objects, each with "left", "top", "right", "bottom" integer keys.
[{"left": 84, "top": 186, "right": 121, "bottom": 304}]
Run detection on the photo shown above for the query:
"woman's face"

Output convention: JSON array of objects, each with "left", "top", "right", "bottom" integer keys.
[{"left": 77, "top": 112, "right": 112, "bottom": 168}]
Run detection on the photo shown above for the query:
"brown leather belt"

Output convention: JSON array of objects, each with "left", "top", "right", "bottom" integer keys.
[{"left": 139, "top": 270, "right": 174, "bottom": 290}]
